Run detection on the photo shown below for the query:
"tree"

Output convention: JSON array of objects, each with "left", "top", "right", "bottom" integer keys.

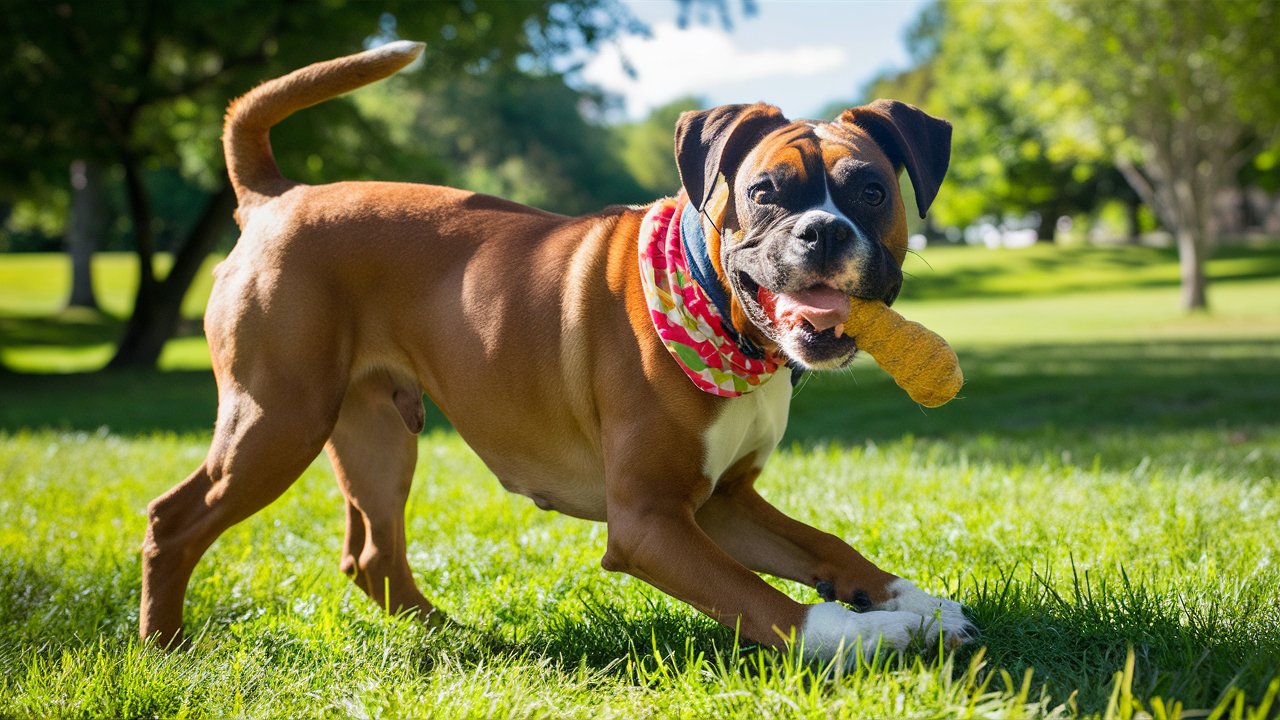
[
  {"left": 0, "top": 0, "right": 639, "bottom": 366},
  {"left": 1000, "top": 0, "right": 1280, "bottom": 311},
  {"left": 856, "top": 1, "right": 1131, "bottom": 241}
]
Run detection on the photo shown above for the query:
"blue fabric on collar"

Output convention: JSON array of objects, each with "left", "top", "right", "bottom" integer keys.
[{"left": 679, "top": 204, "right": 766, "bottom": 360}]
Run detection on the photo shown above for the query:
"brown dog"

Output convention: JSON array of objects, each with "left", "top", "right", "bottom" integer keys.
[{"left": 140, "top": 41, "right": 974, "bottom": 662}]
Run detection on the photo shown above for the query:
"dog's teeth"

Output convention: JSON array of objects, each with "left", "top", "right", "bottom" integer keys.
[{"left": 833, "top": 324, "right": 844, "bottom": 338}]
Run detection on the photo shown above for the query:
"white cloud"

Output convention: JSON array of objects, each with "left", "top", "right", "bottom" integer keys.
[{"left": 582, "top": 22, "right": 846, "bottom": 118}]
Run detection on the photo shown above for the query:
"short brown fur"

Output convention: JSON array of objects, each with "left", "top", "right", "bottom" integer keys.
[{"left": 140, "top": 42, "right": 969, "bottom": 655}]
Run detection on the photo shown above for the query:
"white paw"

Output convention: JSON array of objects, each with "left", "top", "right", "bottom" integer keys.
[
  {"left": 876, "top": 578, "right": 975, "bottom": 649},
  {"left": 800, "top": 602, "right": 942, "bottom": 664}
]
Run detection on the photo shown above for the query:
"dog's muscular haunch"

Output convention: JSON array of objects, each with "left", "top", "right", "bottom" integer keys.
[{"left": 140, "top": 41, "right": 974, "bottom": 662}]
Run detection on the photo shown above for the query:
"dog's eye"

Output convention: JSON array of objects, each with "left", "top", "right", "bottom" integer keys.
[
  {"left": 748, "top": 180, "right": 777, "bottom": 205},
  {"left": 861, "top": 183, "right": 886, "bottom": 207}
]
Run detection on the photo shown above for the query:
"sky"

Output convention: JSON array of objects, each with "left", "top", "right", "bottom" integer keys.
[{"left": 579, "top": 0, "right": 929, "bottom": 121}]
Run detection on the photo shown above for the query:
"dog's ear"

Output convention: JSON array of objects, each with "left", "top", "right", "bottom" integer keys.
[
  {"left": 675, "top": 103, "right": 788, "bottom": 210},
  {"left": 837, "top": 100, "right": 951, "bottom": 218}
]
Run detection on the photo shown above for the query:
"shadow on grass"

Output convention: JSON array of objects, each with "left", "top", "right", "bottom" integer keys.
[
  {"left": 962, "top": 566, "right": 1280, "bottom": 712},
  {"left": 0, "top": 367, "right": 454, "bottom": 436},
  {"left": 507, "top": 570, "right": 1280, "bottom": 713},
  {"left": 2, "top": 337, "right": 1277, "bottom": 475},
  {"left": 4, "top": 544, "right": 1274, "bottom": 714},
  {"left": 450, "top": 573, "right": 1278, "bottom": 714},
  {"left": 0, "top": 309, "right": 206, "bottom": 351},
  {"left": 899, "top": 243, "right": 1280, "bottom": 301},
  {"left": 0, "top": 368, "right": 219, "bottom": 435},
  {"left": 785, "top": 337, "right": 1280, "bottom": 443},
  {"left": 0, "top": 309, "right": 124, "bottom": 348}
]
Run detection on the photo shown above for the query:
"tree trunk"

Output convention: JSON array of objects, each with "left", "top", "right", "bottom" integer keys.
[
  {"left": 1176, "top": 228, "right": 1208, "bottom": 312},
  {"left": 1115, "top": 158, "right": 1212, "bottom": 312},
  {"left": 107, "top": 182, "right": 236, "bottom": 368},
  {"left": 1125, "top": 196, "right": 1141, "bottom": 243},
  {"left": 1034, "top": 204, "right": 1058, "bottom": 243},
  {"left": 66, "top": 159, "right": 105, "bottom": 310}
]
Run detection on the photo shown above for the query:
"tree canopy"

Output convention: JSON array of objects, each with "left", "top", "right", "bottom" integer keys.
[
  {"left": 1001, "top": 0, "right": 1280, "bottom": 310},
  {"left": 860, "top": 0, "right": 1279, "bottom": 310},
  {"left": 0, "top": 0, "right": 647, "bottom": 365},
  {"left": 858, "top": 2, "right": 1134, "bottom": 239}
]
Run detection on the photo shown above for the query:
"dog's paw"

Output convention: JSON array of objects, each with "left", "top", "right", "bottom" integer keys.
[
  {"left": 875, "top": 578, "right": 976, "bottom": 649},
  {"left": 799, "top": 602, "right": 943, "bottom": 665}
]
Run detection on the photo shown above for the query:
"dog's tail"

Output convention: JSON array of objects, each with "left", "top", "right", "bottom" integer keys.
[{"left": 222, "top": 41, "right": 425, "bottom": 204}]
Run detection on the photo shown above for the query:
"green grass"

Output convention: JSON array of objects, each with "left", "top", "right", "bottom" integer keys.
[
  {"left": 0, "top": 253, "right": 217, "bottom": 371},
  {"left": 2, "top": 244, "right": 1279, "bottom": 718}
]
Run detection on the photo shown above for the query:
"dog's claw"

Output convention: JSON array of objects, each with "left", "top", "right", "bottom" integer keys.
[{"left": 815, "top": 580, "right": 837, "bottom": 601}]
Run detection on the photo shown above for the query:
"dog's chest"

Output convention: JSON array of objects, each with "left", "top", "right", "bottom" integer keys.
[{"left": 701, "top": 372, "right": 792, "bottom": 485}]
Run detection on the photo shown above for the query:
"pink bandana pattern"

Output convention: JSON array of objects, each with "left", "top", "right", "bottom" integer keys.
[{"left": 638, "top": 196, "right": 781, "bottom": 397}]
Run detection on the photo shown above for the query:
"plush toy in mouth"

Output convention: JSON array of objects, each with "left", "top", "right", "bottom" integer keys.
[
  {"left": 843, "top": 297, "right": 963, "bottom": 407},
  {"left": 757, "top": 285, "right": 964, "bottom": 407}
]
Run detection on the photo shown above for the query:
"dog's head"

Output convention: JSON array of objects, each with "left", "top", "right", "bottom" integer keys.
[{"left": 675, "top": 100, "right": 951, "bottom": 370}]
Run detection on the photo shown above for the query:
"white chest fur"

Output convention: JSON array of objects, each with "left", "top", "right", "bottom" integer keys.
[{"left": 701, "top": 371, "right": 793, "bottom": 484}]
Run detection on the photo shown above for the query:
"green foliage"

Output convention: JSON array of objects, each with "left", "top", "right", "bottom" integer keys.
[
  {"left": 852, "top": 0, "right": 1278, "bottom": 310},
  {"left": 0, "top": 0, "right": 653, "bottom": 365},
  {"left": 0, "top": 0, "right": 643, "bottom": 206},
  {"left": 0, "top": 0, "right": 638, "bottom": 176},
  {"left": 615, "top": 96, "right": 704, "bottom": 199},
  {"left": 2, "top": 166, "right": 232, "bottom": 255},
  {"left": 990, "top": 0, "right": 1279, "bottom": 309},
  {"left": 1, "top": 192, "right": 69, "bottom": 252},
  {"left": 861, "top": 1, "right": 1133, "bottom": 233},
  {"left": 1000, "top": 0, "right": 1280, "bottom": 162},
  {"left": 1243, "top": 141, "right": 1280, "bottom": 193},
  {"left": 861, "top": 0, "right": 1276, "bottom": 244},
  {"left": 393, "top": 68, "right": 649, "bottom": 214}
]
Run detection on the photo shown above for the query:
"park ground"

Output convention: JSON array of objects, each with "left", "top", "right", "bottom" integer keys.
[{"left": 1, "top": 242, "right": 1278, "bottom": 718}]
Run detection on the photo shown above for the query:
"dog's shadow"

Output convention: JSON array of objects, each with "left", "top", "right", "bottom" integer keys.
[{"left": 429, "top": 571, "right": 1279, "bottom": 714}]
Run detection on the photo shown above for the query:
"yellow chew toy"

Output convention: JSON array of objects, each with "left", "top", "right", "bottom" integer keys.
[{"left": 843, "top": 297, "right": 963, "bottom": 407}]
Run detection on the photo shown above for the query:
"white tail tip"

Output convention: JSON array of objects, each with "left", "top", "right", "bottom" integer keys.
[{"left": 371, "top": 40, "right": 426, "bottom": 59}]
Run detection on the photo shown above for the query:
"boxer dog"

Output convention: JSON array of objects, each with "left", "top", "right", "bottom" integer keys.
[{"left": 140, "top": 41, "right": 975, "bottom": 662}]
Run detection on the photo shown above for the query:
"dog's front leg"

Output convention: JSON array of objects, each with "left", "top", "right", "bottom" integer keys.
[
  {"left": 696, "top": 481, "right": 975, "bottom": 650},
  {"left": 600, "top": 472, "right": 948, "bottom": 663},
  {"left": 601, "top": 495, "right": 808, "bottom": 646}
]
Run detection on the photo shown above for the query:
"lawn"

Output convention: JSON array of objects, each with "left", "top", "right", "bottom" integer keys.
[{"left": 1, "top": 243, "right": 1278, "bottom": 718}]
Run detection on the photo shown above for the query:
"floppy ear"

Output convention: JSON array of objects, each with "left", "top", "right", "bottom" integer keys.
[
  {"left": 838, "top": 100, "right": 952, "bottom": 218},
  {"left": 675, "top": 103, "right": 788, "bottom": 210}
]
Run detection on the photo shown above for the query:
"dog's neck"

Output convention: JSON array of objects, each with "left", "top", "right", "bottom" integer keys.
[
  {"left": 676, "top": 191, "right": 807, "bottom": 388},
  {"left": 678, "top": 198, "right": 768, "bottom": 362},
  {"left": 637, "top": 196, "right": 782, "bottom": 397}
]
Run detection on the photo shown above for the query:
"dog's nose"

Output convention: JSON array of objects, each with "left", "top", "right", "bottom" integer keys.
[
  {"left": 791, "top": 210, "right": 855, "bottom": 265},
  {"left": 790, "top": 210, "right": 902, "bottom": 304}
]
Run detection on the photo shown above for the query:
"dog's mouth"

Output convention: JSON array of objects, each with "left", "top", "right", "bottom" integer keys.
[{"left": 736, "top": 273, "right": 859, "bottom": 369}]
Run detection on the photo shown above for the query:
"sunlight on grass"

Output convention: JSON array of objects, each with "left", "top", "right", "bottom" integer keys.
[
  {"left": 1, "top": 429, "right": 1276, "bottom": 717},
  {"left": 1, "top": 244, "right": 1278, "bottom": 717},
  {"left": 0, "top": 252, "right": 218, "bottom": 372}
]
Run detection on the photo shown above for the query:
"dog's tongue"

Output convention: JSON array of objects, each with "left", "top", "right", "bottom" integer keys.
[{"left": 769, "top": 286, "right": 850, "bottom": 332}]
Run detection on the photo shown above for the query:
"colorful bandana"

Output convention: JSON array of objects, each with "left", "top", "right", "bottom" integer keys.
[{"left": 638, "top": 194, "right": 781, "bottom": 397}]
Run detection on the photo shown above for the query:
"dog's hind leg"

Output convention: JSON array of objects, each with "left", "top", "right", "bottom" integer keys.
[
  {"left": 325, "top": 370, "right": 441, "bottom": 625},
  {"left": 140, "top": 377, "right": 342, "bottom": 647}
]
